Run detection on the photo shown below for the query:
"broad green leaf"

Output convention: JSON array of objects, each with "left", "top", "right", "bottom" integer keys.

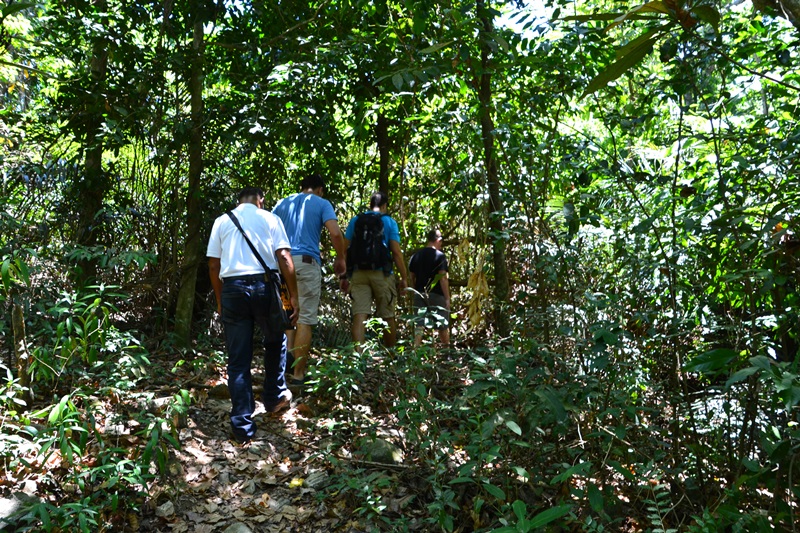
[
  {"left": 691, "top": 5, "right": 720, "bottom": 32},
  {"left": 608, "top": 1, "right": 673, "bottom": 29},
  {"left": 512, "top": 499, "right": 527, "bottom": 520},
  {"left": 551, "top": 461, "right": 591, "bottom": 484},
  {"left": 749, "top": 355, "right": 773, "bottom": 371},
  {"left": 527, "top": 504, "right": 573, "bottom": 528},
  {"left": 482, "top": 482, "right": 506, "bottom": 500},
  {"left": 48, "top": 395, "right": 70, "bottom": 424},
  {"left": 505, "top": 420, "right": 522, "bottom": 435},
  {"left": 782, "top": 386, "right": 800, "bottom": 410},
  {"left": 582, "top": 34, "right": 660, "bottom": 97},
  {"left": 419, "top": 41, "right": 454, "bottom": 54},
  {"left": 726, "top": 366, "right": 760, "bottom": 388},
  {"left": 685, "top": 348, "right": 738, "bottom": 373},
  {"left": 588, "top": 483, "right": 604, "bottom": 512},
  {"left": 616, "top": 28, "right": 660, "bottom": 59},
  {"left": 0, "top": 260, "right": 9, "bottom": 291},
  {"left": 392, "top": 73, "right": 403, "bottom": 90},
  {"left": 2, "top": 2, "right": 37, "bottom": 18},
  {"left": 561, "top": 13, "right": 626, "bottom": 22},
  {"left": 16, "top": 259, "right": 30, "bottom": 287},
  {"left": 535, "top": 388, "right": 568, "bottom": 422},
  {"left": 494, "top": 34, "right": 510, "bottom": 53}
]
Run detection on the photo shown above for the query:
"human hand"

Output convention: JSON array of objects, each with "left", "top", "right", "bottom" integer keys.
[
  {"left": 290, "top": 296, "right": 300, "bottom": 326},
  {"left": 210, "top": 309, "right": 223, "bottom": 336},
  {"left": 339, "top": 277, "right": 350, "bottom": 293},
  {"left": 334, "top": 257, "right": 347, "bottom": 278}
]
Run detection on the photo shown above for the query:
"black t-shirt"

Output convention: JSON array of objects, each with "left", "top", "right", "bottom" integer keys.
[{"left": 408, "top": 247, "right": 448, "bottom": 295}]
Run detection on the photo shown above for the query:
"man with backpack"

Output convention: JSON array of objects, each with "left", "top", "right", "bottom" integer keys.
[{"left": 344, "top": 191, "right": 408, "bottom": 349}]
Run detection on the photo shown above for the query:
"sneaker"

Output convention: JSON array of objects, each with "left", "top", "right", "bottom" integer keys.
[{"left": 288, "top": 376, "right": 310, "bottom": 391}]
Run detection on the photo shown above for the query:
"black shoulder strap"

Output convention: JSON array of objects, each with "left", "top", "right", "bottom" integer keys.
[{"left": 226, "top": 210, "right": 270, "bottom": 273}]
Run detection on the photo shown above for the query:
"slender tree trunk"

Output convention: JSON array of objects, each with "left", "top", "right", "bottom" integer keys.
[
  {"left": 75, "top": 0, "right": 109, "bottom": 285},
  {"left": 476, "top": 0, "right": 510, "bottom": 337},
  {"left": 12, "top": 303, "right": 31, "bottom": 406},
  {"left": 377, "top": 111, "right": 390, "bottom": 194},
  {"left": 174, "top": 9, "right": 205, "bottom": 345}
]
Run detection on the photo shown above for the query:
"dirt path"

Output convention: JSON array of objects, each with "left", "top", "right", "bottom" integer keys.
[{"left": 139, "top": 381, "right": 354, "bottom": 533}]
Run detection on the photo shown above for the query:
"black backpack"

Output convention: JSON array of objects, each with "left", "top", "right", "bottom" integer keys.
[{"left": 347, "top": 212, "right": 390, "bottom": 271}]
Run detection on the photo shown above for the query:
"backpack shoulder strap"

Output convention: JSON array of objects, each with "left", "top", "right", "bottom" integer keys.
[{"left": 226, "top": 210, "right": 270, "bottom": 273}]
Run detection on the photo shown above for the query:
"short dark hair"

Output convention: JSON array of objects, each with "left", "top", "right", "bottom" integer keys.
[
  {"left": 301, "top": 173, "right": 325, "bottom": 190},
  {"left": 238, "top": 186, "right": 264, "bottom": 202},
  {"left": 426, "top": 229, "right": 442, "bottom": 243},
  {"left": 369, "top": 191, "right": 389, "bottom": 209}
]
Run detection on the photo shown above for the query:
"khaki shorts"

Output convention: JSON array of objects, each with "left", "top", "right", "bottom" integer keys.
[
  {"left": 412, "top": 293, "right": 449, "bottom": 330},
  {"left": 293, "top": 255, "right": 322, "bottom": 325},
  {"left": 350, "top": 270, "right": 397, "bottom": 318}
]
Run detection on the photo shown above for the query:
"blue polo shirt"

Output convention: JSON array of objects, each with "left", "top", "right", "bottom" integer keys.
[{"left": 273, "top": 193, "right": 337, "bottom": 263}]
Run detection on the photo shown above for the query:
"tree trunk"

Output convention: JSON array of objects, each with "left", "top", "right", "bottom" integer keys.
[
  {"left": 74, "top": 0, "right": 109, "bottom": 285},
  {"left": 12, "top": 303, "right": 31, "bottom": 406},
  {"left": 174, "top": 9, "right": 205, "bottom": 345},
  {"left": 476, "top": 0, "right": 510, "bottom": 337},
  {"left": 377, "top": 111, "right": 390, "bottom": 194}
]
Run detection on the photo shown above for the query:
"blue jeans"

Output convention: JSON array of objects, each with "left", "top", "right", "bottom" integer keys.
[{"left": 221, "top": 275, "right": 290, "bottom": 440}]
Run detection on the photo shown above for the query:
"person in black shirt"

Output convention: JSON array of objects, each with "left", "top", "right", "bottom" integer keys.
[{"left": 408, "top": 229, "right": 451, "bottom": 347}]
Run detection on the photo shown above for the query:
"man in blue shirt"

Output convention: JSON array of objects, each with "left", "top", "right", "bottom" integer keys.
[
  {"left": 273, "top": 174, "right": 347, "bottom": 385},
  {"left": 344, "top": 191, "right": 408, "bottom": 349}
]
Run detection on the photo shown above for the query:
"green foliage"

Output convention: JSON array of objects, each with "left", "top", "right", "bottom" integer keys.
[
  {"left": 3, "top": 387, "right": 186, "bottom": 532},
  {"left": 26, "top": 283, "right": 150, "bottom": 389},
  {"left": 3, "top": 0, "right": 800, "bottom": 528}
]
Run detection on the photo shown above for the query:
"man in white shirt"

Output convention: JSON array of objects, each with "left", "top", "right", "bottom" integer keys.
[{"left": 207, "top": 187, "right": 299, "bottom": 444}]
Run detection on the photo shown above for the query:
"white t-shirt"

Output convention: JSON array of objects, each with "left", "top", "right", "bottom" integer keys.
[{"left": 206, "top": 203, "right": 291, "bottom": 279}]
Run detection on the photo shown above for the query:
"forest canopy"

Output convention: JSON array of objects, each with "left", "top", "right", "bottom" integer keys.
[{"left": 1, "top": 0, "right": 799, "bottom": 530}]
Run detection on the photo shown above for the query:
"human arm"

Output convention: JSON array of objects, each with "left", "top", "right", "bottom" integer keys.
[
  {"left": 439, "top": 271, "right": 451, "bottom": 309},
  {"left": 389, "top": 239, "right": 408, "bottom": 291},
  {"left": 208, "top": 257, "right": 222, "bottom": 314},
  {"left": 338, "top": 236, "right": 351, "bottom": 292},
  {"left": 275, "top": 248, "right": 300, "bottom": 326},
  {"left": 324, "top": 218, "right": 347, "bottom": 278}
]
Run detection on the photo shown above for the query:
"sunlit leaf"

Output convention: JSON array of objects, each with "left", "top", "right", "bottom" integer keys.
[
  {"left": 419, "top": 40, "right": 454, "bottom": 54},
  {"left": 582, "top": 34, "right": 659, "bottom": 97},
  {"left": 505, "top": 420, "right": 522, "bottom": 435}
]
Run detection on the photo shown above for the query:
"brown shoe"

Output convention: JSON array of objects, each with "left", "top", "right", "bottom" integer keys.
[{"left": 265, "top": 391, "right": 292, "bottom": 414}]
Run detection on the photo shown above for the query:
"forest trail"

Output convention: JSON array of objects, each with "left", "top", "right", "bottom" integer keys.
[
  {"left": 139, "top": 348, "right": 417, "bottom": 533},
  {"left": 141, "top": 374, "right": 345, "bottom": 533}
]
